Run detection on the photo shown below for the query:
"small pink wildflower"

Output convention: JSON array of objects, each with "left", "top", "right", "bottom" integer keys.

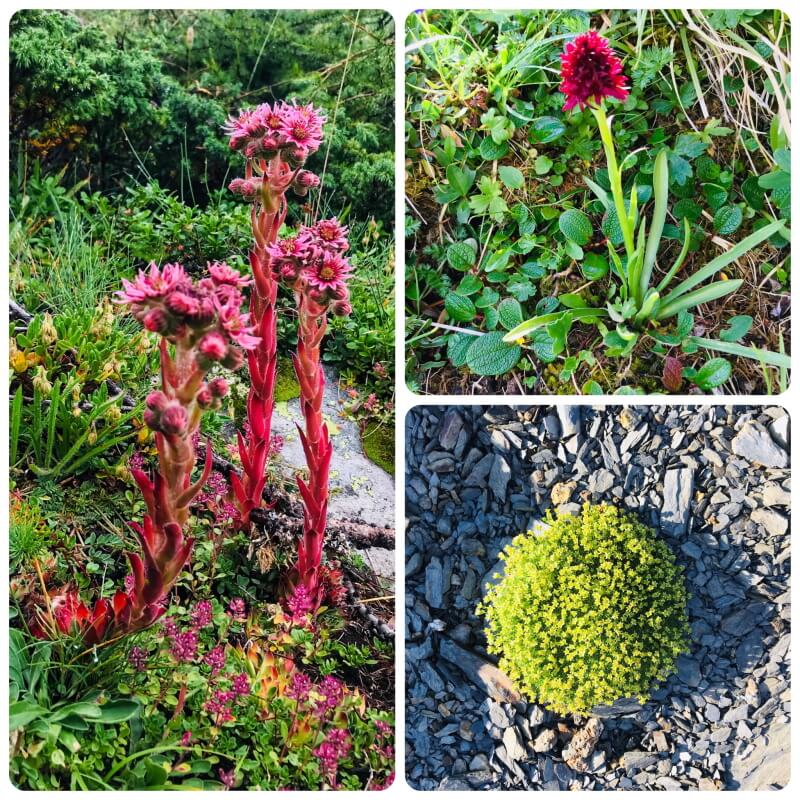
[
  {"left": 180, "top": 731, "right": 193, "bottom": 747},
  {"left": 228, "top": 598, "right": 247, "bottom": 620},
  {"left": 117, "top": 262, "right": 188, "bottom": 305},
  {"left": 204, "top": 689, "right": 236, "bottom": 724},
  {"left": 303, "top": 251, "right": 352, "bottom": 298},
  {"left": 219, "top": 768, "right": 236, "bottom": 789},
  {"left": 279, "top": 103, "right": 325, "bottom": 151},
  {"left": 128, "top": 646, "right": 147, "bottom": 672},
  {"left": 191, "top": 600, "right": 213, "bottom": 628},
  {"left": 232, "top": 673, "right": 251, "bottom": 697},
  {"left": 204, "top": 645, "right": 226, "bottom": 676},
  {"left": 286, "top": 671, "right": 312, "bottom": 703},
  {"left": 170, "top": 630, "right": 199, "bottom": 663},
  {"left": 315, "top": 675, "right": 344, "bottom": 717},
  {"left": 287, "top": 584, "right": 314, "bottom": 625}
]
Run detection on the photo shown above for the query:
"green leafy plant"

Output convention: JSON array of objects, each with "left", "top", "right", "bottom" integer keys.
[
  {"left": 505, "top": 114, "right": 789, "bottom": 372},
  {"left": 479, "top": 504, "right": 690, "bottom": 714}
]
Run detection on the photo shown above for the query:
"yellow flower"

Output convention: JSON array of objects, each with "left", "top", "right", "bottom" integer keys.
[
  {"left": 514, "top": 337, "right": 526, "bottom": 346},
  {"left": 11, "top": 350, "right": 28, "bottom": 373}
]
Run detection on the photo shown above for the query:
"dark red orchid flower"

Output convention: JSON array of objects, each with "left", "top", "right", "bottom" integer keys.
[{"left": 559, "top": 30, "right": 629, "bottom": 112}]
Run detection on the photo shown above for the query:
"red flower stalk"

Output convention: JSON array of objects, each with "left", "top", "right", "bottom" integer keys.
[
  {"left": 32, "top": 264, "right": 258, "bottom": 644},
  {"left": 273, "top": 220, "right": 352, "bottom": 606},
  {"left": 559, "top": 30, "right": 629, "bottom": 111},
  {"left": 224, "top": 101, "right": 326, "bottom": 525}
]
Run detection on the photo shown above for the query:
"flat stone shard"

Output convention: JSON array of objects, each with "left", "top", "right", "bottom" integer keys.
[
  {"left": 731, "top": 422, "right": 789, "bottom": 468},
  {"left": 661, "top": 467, "right": 694, "bottom": 536},
  {"left": 438, "top": 638, "right": 523, "bottom": 704},
  {"left": 557, "top": 406, "right": 581, "bottom": 437},
  {"left": 750, "top": 508, "right": 789, "bottom": 536},
  {"left": 489, "top": 455, "right": 511, "bottom": 501},
  {"left": 768, "top": 415, "right": 789, "bottom": 451}
]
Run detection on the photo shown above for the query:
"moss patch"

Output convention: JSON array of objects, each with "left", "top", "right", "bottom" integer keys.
[
  {"left": 274, "top": 358, "right": 300, "bottom": 402},
  {"left": 361, "top": 421, "right": 394, "bottom": 476}
]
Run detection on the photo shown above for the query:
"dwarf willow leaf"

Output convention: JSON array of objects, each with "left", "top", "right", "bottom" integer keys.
[{"left": 465, "top": 332, "right": 521, "bottom": 375}]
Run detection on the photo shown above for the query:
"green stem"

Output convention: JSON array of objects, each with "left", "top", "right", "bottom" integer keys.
[{"left": 591, "top": 104, "right": 636, "bottom": 261}]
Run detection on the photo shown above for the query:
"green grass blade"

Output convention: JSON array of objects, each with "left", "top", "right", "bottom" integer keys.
[
  {"left": 690, "top": 336, "right": 791, "bottom": 370},
  {"left": 11, "top": 386, "right": 23, "bottom": 466},
  {"left": 656, "top": 279, "right": 743, "bottom": 320},
  {"left": 44, "top": 380, "right": 62, "bottom": 469},
  {"left": 656, "top": 217, "right": 692, "bottom": 293},
  {"left": 661, "top": 219, "right": 785, "bottom": 305},
  {"left": 503, "top": 308, "right": 609, "bottom": 342},
  {"left": 640, "top": 149, "right": 669, "bottom": 298},
  {"left": 583, "top": 177, "right": 611, "bottom": 211}
]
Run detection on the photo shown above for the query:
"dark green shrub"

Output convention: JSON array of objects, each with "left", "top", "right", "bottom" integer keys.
[{"left": 479, "top": 504, "right": 690, "bottom": 714}]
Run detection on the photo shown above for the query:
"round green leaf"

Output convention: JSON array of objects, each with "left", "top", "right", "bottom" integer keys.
[
  {"left": 499, "top": 165, "right": 524, "bottom": 190},
  {"left": 479, "top": 137, "right": 509, "bottom": 160},
  {"left": 582, "top": 252, "right": 609, "bottom": 281},
  {"left": 531, "top": 329, "right": 558, "bottom": 363},
  {"left": 719, "top": 315, "right": 753, "bottom": 342},
  {"left": 713, "top": 205, "right": 743, "bottom": 235},
  {"left": 444, "top": 292, "right": 476, "bottom": 322},
  {"left": 529, "top": 116, "right": 566, "bottom": 144},
  {"left": 673, "top": 198, "right": 702, "bottom": 222},
  {"left": 497, "top": 297, "right": 523, "bottom": 331},
  {"left": 465, "top": 332, "right": 521, "bottom": 375},
  {"left": 694, "top": 357, "right": 732, "bottom": 389},
  {"left": 559, "top": 209, "right": 592, "bottom": 246},
  {"left": 446, "top": 242, "right": 476, "bottom": 271},
  {"left": 534, "top": 155, "right": 553, "bottom": 175},
  {"left": 448, "top": 333, "right": 474, "bottom": 367}
]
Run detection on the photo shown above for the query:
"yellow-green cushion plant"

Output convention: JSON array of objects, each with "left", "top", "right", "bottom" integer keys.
[{"left": 478, "top": 504, "right": 690, "bottom": 715}]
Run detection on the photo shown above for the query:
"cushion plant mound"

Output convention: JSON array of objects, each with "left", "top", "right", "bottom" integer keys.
[{"left": 478, "top": 504, "right": 690, "bottom": 715}]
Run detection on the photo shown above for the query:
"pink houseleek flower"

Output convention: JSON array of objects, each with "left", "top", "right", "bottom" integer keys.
[
  {"left": 271, "top": 219, "right": 352, "bottom": 607},
  {"left": 224, "top": 100, "right": 325, "bottom": 527},
  {"left": 559, "top": 30, "right": 629, "bottom": 112}
]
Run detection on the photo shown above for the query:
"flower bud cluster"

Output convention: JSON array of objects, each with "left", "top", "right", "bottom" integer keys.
[
  {"left": 267, "top": 218, "right": 353, "bottom": 315},
  {"left": 117, "top": 261, "right": 259, "bottom": 360},
  {"left": 224, "top": 101, "right": 325, "bottom": 165}
]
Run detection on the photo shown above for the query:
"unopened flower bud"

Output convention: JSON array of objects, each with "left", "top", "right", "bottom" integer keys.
[
  {"left": 282, "top": 144, "right": 308, "bottom": 167},
  {"left": 292, "top": 170, "right": 320, "bottom": 197},
  {"left": 196, "top": 387, "right": 214, "bottom": 409},
  {"left": 208, "top": 377, "right": 230, "bottom": 398},
  {"left": 307, "top": 287, "right": 329, "bottom": 306},
  {"left": 229, "top": 178, "right": 259, "bottom": 198},
  {"left": 166, "top": 291, "right": 199, "bottom": 317},
  {"left": 332, "top": 300, "right": 353, "bottom": 317},
  {"left": 327, "top": 282, "right": 348, "bottom": 301},
  {"left": 259, "top": 135, "right": 281, "bottom": 158},
  {"left": 198, "top": 332, "right": 228, "bottom": 362},
  {"left": 146, "top": 391, "right": 169, "bottom": 411},
  {"left": 160, "top": 403, "right": 188, "bottom": 436},
  {"left": 244, "top": 139, "right": 261, "bottom": 158},
  {"left": 143, "top": 308, "right": 169, "bottom": 334},
  {"left": 41, "top": 313, "right": 58, "bottom": 345},
  {"left": 32, "top": 366, "right": 53, "bottom": 395},
  {"left": 221, "top": 346, "right": 244, "bottom": 371},
  {"left": 278, "top": 262, "right": 301, "bottom": 283}
]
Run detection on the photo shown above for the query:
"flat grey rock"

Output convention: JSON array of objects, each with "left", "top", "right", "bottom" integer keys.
[
  {"left": 661, "top": 467, "right": 694, "bottom": 536},
  {"left": 732, "top": 422, "right": 789, "bottom": 469}
]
